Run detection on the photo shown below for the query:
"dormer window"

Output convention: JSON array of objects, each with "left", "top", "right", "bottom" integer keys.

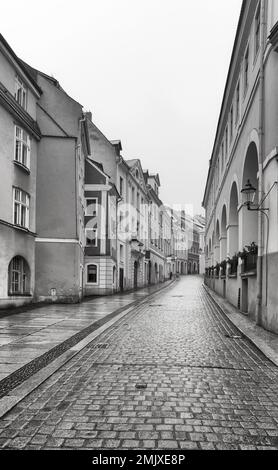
[
  {"left": 135, "top": 169, "right": 139, "bottom": 179},
  {"left": 15, "top": 75, "right": 27, "bottom": 110}
]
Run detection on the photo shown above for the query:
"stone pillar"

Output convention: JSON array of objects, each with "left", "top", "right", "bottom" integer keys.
[
  {"left": 227, "top": 224, "right": 239, "bottom": 257},
  {"left": 214, "top": 244, "right": 220, "bottom": 264},
  {"left": 220, "top": 236, "right": 227, "bottom": 261}
]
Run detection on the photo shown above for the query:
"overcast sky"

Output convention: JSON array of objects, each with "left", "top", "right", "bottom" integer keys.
[{"left": 2, "top": 0, "right": 242, "bottom": 215}]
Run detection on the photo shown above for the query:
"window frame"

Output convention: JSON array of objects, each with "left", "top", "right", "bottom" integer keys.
[
  {"left": 8, "top": 256, "right": 30, "bottom": 296},
  {"left": 85, "top": 227, "right": 98, "bottom": 247},
  {"left": 14, "top": 125, "right": 31, "bottom": 170},
  {"left": 243, "top": 45, "right": 249, "bottom": 96},
  {"left": 13, "top": 187, "right": 30, "bottom": 229},
  {"left": 254, "top": 3, "right": 261, "bottom": 61},
  {"left": 86, "top": 264, "right": 98, "bottom": 284},
  {"left": 85, "top": 197, "right": 98, "bottom": 217},
  {"left": 14, "top": 75, "right": 27, "bottom": 110}
]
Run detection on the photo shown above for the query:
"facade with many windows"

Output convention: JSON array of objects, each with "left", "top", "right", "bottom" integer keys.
[
  {"left": 0, "top": 34, "right": 41, "bottom": 308},
  {"left": 0, "top": 33, "right": 203, "bottom": 308},
  {"left": 203, "top": 0, "right": 278, "bottom": 334}
]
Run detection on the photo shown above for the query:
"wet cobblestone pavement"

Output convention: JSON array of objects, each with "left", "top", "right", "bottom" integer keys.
[{"left": 0, "top": 276, "right": 278, "bottom": 450}]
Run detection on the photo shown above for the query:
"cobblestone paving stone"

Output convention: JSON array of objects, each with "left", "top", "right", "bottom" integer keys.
[{"left": 1, "top": 276, "right": 278, "bottom": 450}]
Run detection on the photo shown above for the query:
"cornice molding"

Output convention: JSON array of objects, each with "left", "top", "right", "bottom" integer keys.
[{"left": 0, "top": 81, "right": 41, "bottom": 140}]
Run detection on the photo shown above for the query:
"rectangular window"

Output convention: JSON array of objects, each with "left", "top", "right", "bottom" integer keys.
[
  {"left": 244, "top": 46, "right": 249, "bottom": 94},
  {"left": 254, "top": 4, "right": 261, "bottom": 58},
  {"left": 221, "top": 142, "right": 224, "bottom": 173},
  {"left": 13, "top": 188, "right": 30, "bottom": 229},
  {"left": 85, "top": 228, "right": 97, "bottom": 246},
  {"left": 120, "top": 244, "right": 124, "bottom": 260},
  {"left": 119, "top": 177, "right": 124, "bottom": 196},
  {"left": 86, "top": 198, "right": 97, "bottom": 216},
  {"left": 235, "top": 82, "right": 240, "bottom": 124},
  {"left": 230, "top": 106, "right": 233, "bottom": 142},
  {"left": 15, "top": 126, "right": 30, "bottom": 169},
  {"left": 225, "top": 127, "right": 228, "bottom": 158},
  {"left": 15, "top": 75, "right": 27, "bottom": 110},
  {"left": 87, "top": 264, "right": 97, "bottom": 283}
]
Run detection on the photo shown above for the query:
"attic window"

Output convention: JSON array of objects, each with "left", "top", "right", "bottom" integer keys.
[{"left": 136, "top": 169, "right": 139, "bottom": 179}]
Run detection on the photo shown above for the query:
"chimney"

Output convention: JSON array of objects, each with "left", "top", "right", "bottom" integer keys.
[{"left": 85, "top": 111, "right": 92, "bottom": 121}]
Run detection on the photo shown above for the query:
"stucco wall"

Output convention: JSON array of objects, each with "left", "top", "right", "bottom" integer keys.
[{"left": 35, "top": 241, "right": 81, "bottom": 302}]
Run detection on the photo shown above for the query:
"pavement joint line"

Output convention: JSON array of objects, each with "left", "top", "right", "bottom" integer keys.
[
  {"left": 202, "top": 283, "right": 278, "bottom": 368},
  {"left": 0, "top": 280, "right": 176, "bottom": 419}
]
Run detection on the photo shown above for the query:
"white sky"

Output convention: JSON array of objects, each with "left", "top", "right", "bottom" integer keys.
[{"left": 1, "top": 0, "right": 242, "bottom": 214}]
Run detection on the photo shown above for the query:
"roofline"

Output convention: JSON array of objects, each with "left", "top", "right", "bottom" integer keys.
[
  {"left": 202, "top": 0, "right": 246, "bottom": 207},
  {"left": 0, "top": 34, "right": 42, "bottom": 95}
]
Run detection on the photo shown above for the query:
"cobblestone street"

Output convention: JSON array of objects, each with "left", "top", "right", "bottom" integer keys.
[{"left": 0, "top": 276, "right": 278, "bottom": 450}]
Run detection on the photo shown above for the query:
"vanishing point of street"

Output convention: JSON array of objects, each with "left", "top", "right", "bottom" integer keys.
[{"left": 0, "top": 276, "right": 278, "bottom": 451}]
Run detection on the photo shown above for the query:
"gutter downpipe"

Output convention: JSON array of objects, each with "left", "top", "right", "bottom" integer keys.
[{"left": 256, "top": 0, "right": 267, "bottom": 326}]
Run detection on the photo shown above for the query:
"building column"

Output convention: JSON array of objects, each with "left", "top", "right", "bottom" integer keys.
[
  {"left": 227, "top": 224, "right": 239, "bottom": 257},
  {"left": 219, "top": 236, "right": 227, "bottom": 261}
]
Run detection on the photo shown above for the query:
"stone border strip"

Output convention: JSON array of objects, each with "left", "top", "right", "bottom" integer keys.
[
  {"left": 203, "top": 283, "right": 278, "bottom": 368},
  {"left": 0, "top": 280, "right": 176, "bottom": 418}
]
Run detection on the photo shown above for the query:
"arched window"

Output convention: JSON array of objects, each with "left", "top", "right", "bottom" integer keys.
[
  {"left": 8, "top": 256, "right": 30, "bottom": 295},
  {"left": 87, "top": 264, "right": 98, "bottom": 284}
]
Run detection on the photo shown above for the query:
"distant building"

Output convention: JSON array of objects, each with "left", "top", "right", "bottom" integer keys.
[{"left": 84, "top": 157, "right": 120, "bottom": 296}]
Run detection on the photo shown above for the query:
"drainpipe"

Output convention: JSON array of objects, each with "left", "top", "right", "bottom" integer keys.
[{"left": 256, "top": 0, "right": 267, "bottom": 326}]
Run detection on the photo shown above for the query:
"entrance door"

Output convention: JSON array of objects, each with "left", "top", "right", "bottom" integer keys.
[
  {"left": 134, "top": 262, "right": 138, "bottom": 290},
  {"left": 241, "top": 279, "right": 248, "bottom": 313},
  {"left": 119, "top": 268, "right": 124, "bottom": 292}
]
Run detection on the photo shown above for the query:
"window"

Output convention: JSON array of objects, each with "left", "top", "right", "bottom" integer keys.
[
  {"left": 87, "top": 264, "right": 97, "bottom": 283},
  {"left": 230, "top": 106, "right": 233, "bottom": 142},
  {"left": 131, "top": 187, "right": 135, "bottom": 205},
  {"left": 235, "top": 82, "right": 240, "bottom": 125},
  {"left": 120, "top": 244, "right": 124, "bottom": 260},
  {"left": 225, "top": 127, "right": 228, "bottom": 158},
  {"left": 13, "top": 188, "right": 30, "bottom": 228},
  {"left": 221, "top": 142, "right": 224, "bottom": 173},
  {"left": 8, "top": 256, "right": 30, "bottom": 295},
  {"left": 86, "top": 198, "right": 97, "bottom": 216},
  {"left": 14, "top": 126, "right": 30, "bottom": 169},
  {"left": 119, "top": 177, "right": 124, "bottom": 196},
  {"left": 244, "top": 46, "right": 249, "bottom": 94},
  {"left": 15, "top": 75, "right": 27, "bottom": 110},
  {"left": 254, "top": 4, "right": 261, "bottom": 58},
  {"left": 85, "top": 228, "right": 97, "bottom": 246}
]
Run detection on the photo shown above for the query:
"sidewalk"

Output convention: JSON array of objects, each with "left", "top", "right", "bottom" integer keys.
[
  {"left": 0, "top": 280, "right": 174, "bottom": 416},
  {"left": 203, "top": 283, "right": 278, "bottom": 368}
]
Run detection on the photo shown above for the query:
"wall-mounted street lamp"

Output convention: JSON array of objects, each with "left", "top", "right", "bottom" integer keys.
[{"left": 241, "top": 180, "right": 278, "bottom": 211}]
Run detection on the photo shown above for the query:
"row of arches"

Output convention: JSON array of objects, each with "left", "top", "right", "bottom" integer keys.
[{"left": 206, "top": 141, "right": 259, "bottom": 264}]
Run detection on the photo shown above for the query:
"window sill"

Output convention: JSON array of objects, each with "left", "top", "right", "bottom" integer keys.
[
  {"left": 228, "top": 274, "right": 237, "bottom": 279},
  {"left": 13, "top": 160, "right": 30, "bottom": 174},
  {"left": 220, "top": 275, "right": 226, "bottom": 279}
]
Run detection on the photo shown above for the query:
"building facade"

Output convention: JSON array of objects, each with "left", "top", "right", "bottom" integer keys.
[
  {"left": 0, "top": 34, "right": 41, "bottom": 309},
  {"left": 203, "top": 0, "right": 278, "bottom": 334}
]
